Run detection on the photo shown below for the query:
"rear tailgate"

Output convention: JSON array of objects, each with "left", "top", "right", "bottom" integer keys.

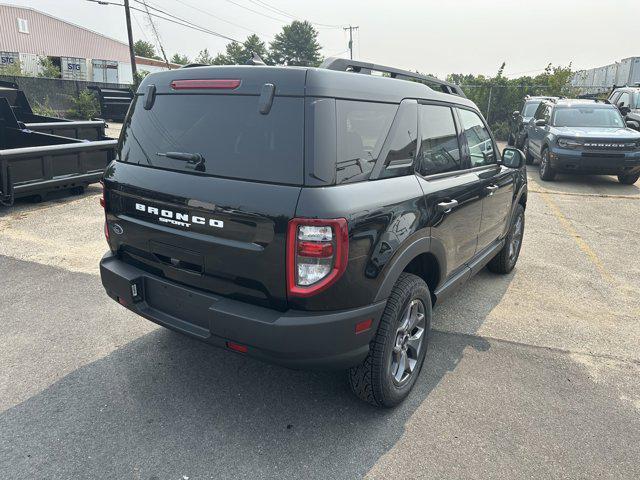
[{"left": 104, "top": 67, "right": 307, "bottom": 309}]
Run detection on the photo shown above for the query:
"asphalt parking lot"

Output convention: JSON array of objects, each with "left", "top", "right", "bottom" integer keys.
[{"left": 1, "top": 142, "right": 639, "bottom": 479}]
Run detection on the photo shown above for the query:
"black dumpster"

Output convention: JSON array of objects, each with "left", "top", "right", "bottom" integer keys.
[
  {"left": 86, "top": 85, "right": 133, "bottom": 122},
  {"left": 0, "top": 98, "right": 116, "bottom": 206},
  {"left": 0, "top": 80, "right": 108, "bottom": 140}
]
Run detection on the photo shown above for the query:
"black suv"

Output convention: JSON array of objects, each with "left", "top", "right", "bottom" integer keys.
[
  {"left": 508, "top": 96, "right": 557, "bottom": 150},
  {"left": 99, "top": 59, "right": 527, "bottom": 407},
  {"left": 608, "top": 86, "right": 640, "bottom": 131}
]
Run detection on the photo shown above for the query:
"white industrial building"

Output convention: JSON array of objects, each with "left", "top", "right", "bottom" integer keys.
[
  {"left": 0, "top": 3, "right": 178, "bottom": 84},
  {"left": 571, "top": 57, "right": 640, "bottom": 93}
]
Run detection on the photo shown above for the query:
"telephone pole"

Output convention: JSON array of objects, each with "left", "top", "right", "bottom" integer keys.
[
  {"left": 123, "top": 0, "right": 138, "bottom": 81},
  {"left": 343, "top": 25, "right": 359, "bottom": 60}
]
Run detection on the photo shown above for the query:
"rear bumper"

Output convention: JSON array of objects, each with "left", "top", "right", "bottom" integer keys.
[
  {"left": 549, "top": 149, "right": 640, "bottom": 174},
  {"left": 100, "top": 252, "right": 385, "bottom": 369}
]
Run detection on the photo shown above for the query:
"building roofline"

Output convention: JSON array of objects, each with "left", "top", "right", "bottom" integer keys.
[{"left": 0, "top": 2, "right": 129, "bottom": 47}]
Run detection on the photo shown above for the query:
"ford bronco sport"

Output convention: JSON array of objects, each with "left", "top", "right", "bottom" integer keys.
[
  {"left": 99, "top": 58, "right": 528, "bottom": 407},
  {"left": 526, "top": 99, "right": 640, "bottom": 184}
]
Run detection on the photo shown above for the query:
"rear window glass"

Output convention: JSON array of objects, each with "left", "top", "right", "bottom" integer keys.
[
  {"left": 118, "top": 94, "right": 304, "bottom": 185},
  {"left": 336, "top": 100, "right": 397, "bottom": 184}
]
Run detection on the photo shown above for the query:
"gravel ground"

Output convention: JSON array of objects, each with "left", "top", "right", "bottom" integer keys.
[{"left": 1, "top": 140, "right": 639, "bottom": 479}]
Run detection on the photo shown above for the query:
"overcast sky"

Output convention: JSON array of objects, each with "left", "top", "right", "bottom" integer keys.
[{"left": 8, "top": 0, "right": 640, "bottom": 78}]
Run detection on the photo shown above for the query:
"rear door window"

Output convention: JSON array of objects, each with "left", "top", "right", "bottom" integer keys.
[
  {"left": 457, "top": 108, "right": 497, "bottom": 167},
  {"left": 118, "top": 94, "right": 304, "bottom": 185},
  {"left": 336, "top": 100, "right": 397, "bottom": 184},
  {"left": 417, "top": 104, "right": 461, "bottom": 176}
]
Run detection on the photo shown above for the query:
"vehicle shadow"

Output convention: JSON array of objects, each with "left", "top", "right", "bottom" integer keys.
[
  {"left": 526, "top": 168, "right": 640, "bottom": 196},
  {"left": 1, "top": 263, "right": 513, "bottom": 479},
  {"left": 0, "top": 184, "right": 101, "bottom": 219}
]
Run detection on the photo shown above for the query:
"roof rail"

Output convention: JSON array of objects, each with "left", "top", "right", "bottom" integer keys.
[{"left": 320, "top": 57, "right": 466, "bottom": 98}]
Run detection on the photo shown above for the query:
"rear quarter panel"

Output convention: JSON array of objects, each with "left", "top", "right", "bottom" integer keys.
[{"left": 292, "top": 175, "right": 427, "bottom": 311}]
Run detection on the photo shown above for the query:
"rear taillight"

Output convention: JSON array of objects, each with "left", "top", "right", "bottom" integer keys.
[
  {"left": 170, "top": 79, "right": 241, "bottom": 90},
  {"left": 287, "top": 218, "right": 348, "bottom": 297}
]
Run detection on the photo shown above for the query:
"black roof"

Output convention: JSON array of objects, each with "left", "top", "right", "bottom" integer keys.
[{"left": 138, "top": 64, "right": 477, "bottom": 109}]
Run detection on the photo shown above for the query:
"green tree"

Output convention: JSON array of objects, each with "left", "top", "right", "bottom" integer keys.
[
  {"left": 134, "top": 40, "right": 160, "bottom": 59},
  {"left": 447, "top": 63, "right": 574, "bottom": 140},
  {"left": 37, "top": 56, "right": 61, "bottom": 78},
  {"left": 134, "top": 69, "right": 150, "bottom": 88},
  {"left": 194, "top": 48, "right": 215, "bottom": 65},
  {"left": 212, "top": 35, "right": 269, "bottom": 65},
  {"left": 269, "top": 21, "right": 322, "bottom": 66},
  {"left": 170, "top": 53, "right": 190, "bottom": 65}
]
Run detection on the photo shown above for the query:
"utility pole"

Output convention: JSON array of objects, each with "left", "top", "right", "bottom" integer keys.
[
  {"left": 343, "top": 25, "right": 359, "bottom": 60},
  {"left": 123, "top": 0, "right": 138, "bottom": 81}
]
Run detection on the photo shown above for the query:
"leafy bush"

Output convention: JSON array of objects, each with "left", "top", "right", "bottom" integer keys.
[
  {"left": 37, "top": 56, "right": 61, "bottom": 79},
  {"left": 489, "top": 121, "right": 511, "bottom": 141},
  {"left": 66, "top": 91, "right": 99, "bottom": 120},
  {"left": 32, "top": 97, "right": 59, "bottom": 118}
]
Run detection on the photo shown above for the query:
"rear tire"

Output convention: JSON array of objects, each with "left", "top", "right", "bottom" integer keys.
[
  {"left": 348, "top": 273, "right": 431, "bottom": 408},
  {"left": 523, "top": 138, "right": 534, "bottom": 165},
  {"left": 618, "top": 173, "right": 640, "bottom": 185},
  {"left": 539, "top": 147, "right": 556, "bottom": 181},
  {"left": 488, "top": 204, "right": 525, "bottom": 274}
]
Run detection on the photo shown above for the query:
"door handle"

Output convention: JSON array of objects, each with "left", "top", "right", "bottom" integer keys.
[
  {"left": 437, "top": 199, "right": 458, "bottom": 213},
  {"left": 486, "top": 184, "right": 499, "bottom": 195}
]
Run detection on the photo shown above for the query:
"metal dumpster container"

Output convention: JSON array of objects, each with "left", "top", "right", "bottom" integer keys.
[
  {"left": 0, "top": 98, "right": 116, "bottom": 206},
  {"left": 86, "top": 85, "right": 133, "bottom": 122},
  {"left": 0, "top": 80, "right": 108, "bottom": 140}
]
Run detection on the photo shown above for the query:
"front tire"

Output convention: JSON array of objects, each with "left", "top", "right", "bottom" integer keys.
[
  {"left": 618, "top": 172, "right": 640, "bottom": 185},
  {"left": 488, "top": 204, "right": 525, "bottom": 274},
  {"left": 539, "top": 147, "right": 556, "bottom": 181},
  {"left": 348, "top": 273, "right": 431, "bottom": 408}
]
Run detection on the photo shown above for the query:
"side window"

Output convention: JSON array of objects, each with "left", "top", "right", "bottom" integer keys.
[
  {"left": 417, "top": 104, "right": 461, "bottom": 176},
  {"left": 543, "top": 105, "right": 551, "bottom": 123},
  {"left": 534, "top": 103, "right": 546, "bottom": 120},
  {"left": 335, "top": 100, "right": 397, "bottom": 184},
  {"left": 609, "top": 92, "right": 621, "bottom": 105},
  {"left": 618, "top": 92, "right": 631, "bottom": 107},
  {"left": 378, "top": 101, "right": 418, "bottom": 179},
  {"left": 457, "top": 108, "right": 496, "bottom": 168}
]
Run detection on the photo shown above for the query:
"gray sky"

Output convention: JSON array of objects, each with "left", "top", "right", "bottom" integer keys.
[{"left": 9, "top": 0, "right": 640, "bottom": 78}]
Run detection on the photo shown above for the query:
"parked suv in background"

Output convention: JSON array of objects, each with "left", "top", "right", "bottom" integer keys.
[
  {"left": 526, "top": 99, "right": 640, "bottom": 184},
  {"left": 508, "top": 96, "right": 557, "bottom": 152},
  {"left": 608, "top": 86, "right": 640, "bottom": 132},
  {"left": 99, "top": 59, "right": 528, "bottom": 407}
]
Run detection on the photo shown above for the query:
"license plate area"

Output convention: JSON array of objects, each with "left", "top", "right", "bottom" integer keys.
[{"left": 144, "top": 277, "right": 215, "bottom": 330}]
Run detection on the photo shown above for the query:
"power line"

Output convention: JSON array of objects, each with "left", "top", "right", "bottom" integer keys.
[
  {"left": 86, "top": 0, "right": 241, "bottom": 42},
  {"left": 165, "top": 0, "right": 273, "bottom": 38},
  {"left": 246, "top": 0, "right": 342, "bottom": 28}
]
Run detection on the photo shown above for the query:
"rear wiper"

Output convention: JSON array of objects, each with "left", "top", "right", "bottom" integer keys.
[{"left": 156, "top": 151, "right": 205, "bottom": 171}]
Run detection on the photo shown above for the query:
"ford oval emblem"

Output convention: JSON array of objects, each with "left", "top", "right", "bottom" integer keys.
[{"left": 112, "top": 223, "right": 124, "bottom": 235}]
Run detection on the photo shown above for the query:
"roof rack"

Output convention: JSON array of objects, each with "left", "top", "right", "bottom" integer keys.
[{"left": 320, "top": 57, "right": 466, "bottom": 98}]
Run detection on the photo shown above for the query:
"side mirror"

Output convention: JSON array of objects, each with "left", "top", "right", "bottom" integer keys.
[
  {"left": 534, "top": 118, "right": 547, "bottom": 127},
  {"left": 626, "top": 120, "right": 640, "bottom": 130},
  {"left": 619, "top": 105, "right": 631, "bottom": 116},
  {"left": 512, "top": 110, "right": 520, "bottom": 118},
  {"left": 501, "top": 147, "right": 525, "bottom": 169}
]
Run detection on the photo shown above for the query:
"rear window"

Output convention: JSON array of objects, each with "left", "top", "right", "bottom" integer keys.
[{"left": 118, "top": 94, "right": 304, "bottom": 184}]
